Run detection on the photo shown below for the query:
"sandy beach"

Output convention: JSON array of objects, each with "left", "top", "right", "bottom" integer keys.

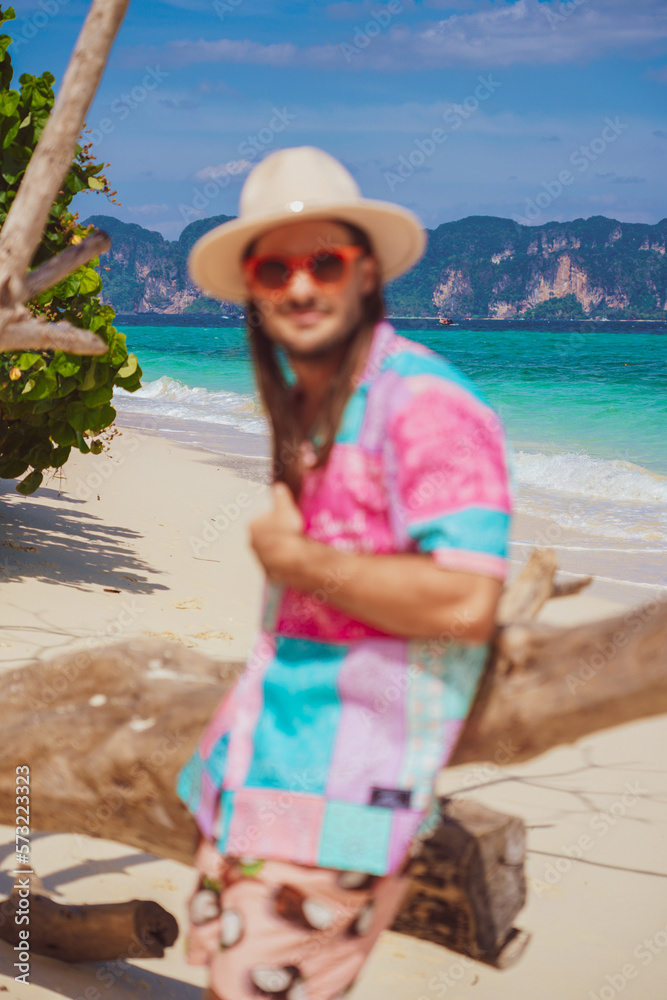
[{"left": 0, "top": 425, "right": 666, "bottom": 999}]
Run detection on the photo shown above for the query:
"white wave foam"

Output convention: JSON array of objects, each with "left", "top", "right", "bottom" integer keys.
[
  {"left": 114, "top": 376, "right": 268, "bottom": 435},
  {"left": 514, "top": 451, "right": 667, "bottom": 504},
  {"left": 114, "top": 380, "right": 667, "bottom": 528}
]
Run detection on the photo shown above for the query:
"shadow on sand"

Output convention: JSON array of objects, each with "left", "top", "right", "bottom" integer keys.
[{"left": 0, "top": 482, "right": 167, "bottom": 595}]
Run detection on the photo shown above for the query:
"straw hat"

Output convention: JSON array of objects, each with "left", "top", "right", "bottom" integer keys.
[{"left": 188, "top": 146, "right": 426, "bottom": 303}]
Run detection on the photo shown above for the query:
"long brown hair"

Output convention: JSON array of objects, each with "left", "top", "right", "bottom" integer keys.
[{"left": 245, "top": 222, "right": 385, "bottom": 499}]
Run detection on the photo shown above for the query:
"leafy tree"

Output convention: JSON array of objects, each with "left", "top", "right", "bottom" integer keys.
[
  {"left": 0, "top": 5, "right": 142, "bottom": 495},
  {"left": 522, "top": 293, "right": 586, "bottom": 321},
  {"left": 183, "top": 296, "right": 228, "bottom": 315}
]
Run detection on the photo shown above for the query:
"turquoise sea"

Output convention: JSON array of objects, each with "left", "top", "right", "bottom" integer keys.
[{"left": 113, "top": 322, "right": 667, "bottom": 583}]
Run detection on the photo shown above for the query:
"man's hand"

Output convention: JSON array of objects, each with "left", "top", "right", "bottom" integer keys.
[
  {"left": 248, "top": 482, "right": 307, "bottom": 583},
  {"left": 248, "top": 483, "right": 502, "bottom": 642}
]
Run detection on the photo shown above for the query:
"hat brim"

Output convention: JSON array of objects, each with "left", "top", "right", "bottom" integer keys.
[{"left": 188, "top": 199, "right": 427, "bottom": 304}]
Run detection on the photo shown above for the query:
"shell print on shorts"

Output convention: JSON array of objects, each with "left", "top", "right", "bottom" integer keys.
[
  {"left": 220, "top": 908, "right": 244, "bottom": 948},
  {"left": 189, "top": 889, "right": 221, "bottom": 926},
  {"left": 274, "top": 884, "right": 336, "bottom": 931},
  {"left": 336, "top": 870, "right": 375, "bottom": 891},
  {"left": 250, "top": 964, "right": 304, "bottom": 997}
]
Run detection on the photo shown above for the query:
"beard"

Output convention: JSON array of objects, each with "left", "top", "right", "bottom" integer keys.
[
  {"left": 284, "top": 319, "right": 362, "bottom": 362},
  {"left": 284, "top": 309, "right": 364, "bottom": 361},
  {"left": 251, "top": 297, "right": 367, "bottom": 364}
]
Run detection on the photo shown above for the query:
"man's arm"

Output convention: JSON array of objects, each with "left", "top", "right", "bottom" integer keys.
[{"left": 249, "top": 484, "right": 503, "bottom": 643}]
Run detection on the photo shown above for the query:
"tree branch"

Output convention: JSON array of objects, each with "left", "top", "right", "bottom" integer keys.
[
  {"left": 0, "top": 1, "right": 130, "bottom": 286},
  {"left": 0, "top": 554, "right": 663, "bottom": 868},
  {"left": 0, "top": 0, "right": 129, "bottom": 354},
  {"left": 23, "top": 229, "right": 111, "bottom": 301},
  {"left": 0, "top": 311, "right": 107, "bottom": 354}
]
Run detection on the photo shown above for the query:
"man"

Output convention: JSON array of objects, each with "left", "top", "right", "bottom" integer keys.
[{"left": 178, "top": 147, "right": 513, "bottom": 1000}]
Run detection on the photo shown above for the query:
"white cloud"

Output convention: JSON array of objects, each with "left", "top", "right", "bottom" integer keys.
[
  {"left": 194, "top": 159, "right": 254, "bottom": 181},
  {"left": 126, "top": 203, "right": 171, "bottom": 214},
  {"left": 118, "top": 0, "right": 667, "bottom": 71}
]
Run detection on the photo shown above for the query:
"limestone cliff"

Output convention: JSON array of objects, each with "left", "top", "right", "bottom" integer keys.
[
  {"left": 386, "top": 215, "right": 667, "bottom": 320},
  {"left": 86, "top": 213, "right": 667, "bottom": 321},
  {"left": 83, "top": 214, "right": 244, "bottom": 318}
]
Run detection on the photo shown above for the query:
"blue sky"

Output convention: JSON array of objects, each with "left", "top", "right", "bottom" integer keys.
[{"left": 8, "top": 0, "right": 667, "bottom": 240}]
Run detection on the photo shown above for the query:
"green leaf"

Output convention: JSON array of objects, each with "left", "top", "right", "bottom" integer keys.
[
  {"left": 16, "top": 352, "right": 45, "bottom": 371},
  {"left": 85, "top": 403, "right": 115, "bottom": 433},
  {"left": 26, "top": 441, "right": 53, "bottom": 469},
  {"left": 116, "top": 353, "right": 138, "bottom": 378},
  {"left": 0, "top": 90, "right": 19, "bottom": 116},
  {"left": 0, "top": 458, "right": 28, "bottom": 479},
  {"left": 87, "top": 176, "right": 105, "bottom": 190},
  {"left": 115, "top": 372, "right": 142, "bottom": 392},
  {"left": 80, "top": 386, "right": 113, "bottom": 407},
  {"left": 16, "top": 470, "right": 43, "bottom": 495},
  {"left": 75, "top": 431, "right": 90, "bottom": 454},
  {"left": 1, "top": 7, "right": 17, "bottom": 25},
  {"left": 51, "top": 446, "right": 71, "bottom": 468},
  {"left": 31, "top": 396, "right": 57, "bottom": 414},
  {"left": 50, "top": 422, "right": 77, "bottom": 447},
  {"left": 65, "top": 400, "right": 88, "bottom": 432},
  {"left": 21, "top": 370, "right": 56, "bottom": 400},
  {"left": 53, "top": 272, "right": 80, "bottom": 298},
  {"left": 50, "top": 354, "right": 80, "bottom": 378},
  {"left": 79, "top": 359, "right": 99, "bottom": 390},
  {"left": 78, "top": 266, "right": 101, "bottom": 295}
]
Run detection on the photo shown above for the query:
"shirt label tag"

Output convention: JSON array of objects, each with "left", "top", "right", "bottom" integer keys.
[{"left": 369, "top": 787, "right": 412, "bottom": 810}]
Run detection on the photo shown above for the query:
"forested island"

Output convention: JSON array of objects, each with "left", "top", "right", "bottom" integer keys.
[{"left": 85, "top": 213, "right": 667, "bottom": 322}]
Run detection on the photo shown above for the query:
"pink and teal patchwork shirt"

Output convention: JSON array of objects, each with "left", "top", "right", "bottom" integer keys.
[{"left": 178, "top": 320, "right": 513, "bottom": 876}]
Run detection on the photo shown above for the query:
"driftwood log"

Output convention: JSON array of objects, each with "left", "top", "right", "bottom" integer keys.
[
  {"left": 2, "top": 0, "right": 663, "bottom": 977},
  {"left": 0, "top": 0, "right": 130, "bottom": 354},
  {"left": 0, "top": 549, "right": 665, "bottom": 967},
  {"left": 397, "top": 797, "right": 529, "bottom": 968},
  {"left": 0, "top": 888, "right": 177, "bottom": 962}
]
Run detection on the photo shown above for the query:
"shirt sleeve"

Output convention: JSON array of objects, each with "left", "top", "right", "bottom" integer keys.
[{"left": 385, "top": 377, "right": 513, "bottom": 580}]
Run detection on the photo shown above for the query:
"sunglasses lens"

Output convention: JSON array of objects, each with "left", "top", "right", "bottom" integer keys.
[
  {"left": 249, "top": 248, "right": 357, "bottom": 291},
  {"left": 255, "top": 258, "right": 291, "bottom": 289},
  {"left": 311, "top": 252, "right": 345, "bottom": 284}
]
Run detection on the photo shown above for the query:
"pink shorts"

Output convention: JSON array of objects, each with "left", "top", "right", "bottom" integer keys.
[{"left": 186, "top": 838, "right": 410, "bottom": 1000}]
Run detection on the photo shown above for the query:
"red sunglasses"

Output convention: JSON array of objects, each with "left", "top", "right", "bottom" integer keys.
[{"left": 243, "top": 245, "right": 366, "bottom": 294}]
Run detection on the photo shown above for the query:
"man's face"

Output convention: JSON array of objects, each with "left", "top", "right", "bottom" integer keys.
[{"left": 244, "top": 218, "right": 379, "bottom": 361}]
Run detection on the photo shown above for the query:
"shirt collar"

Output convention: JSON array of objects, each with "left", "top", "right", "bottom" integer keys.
[{"left": 356, "top": 320, "right": 397, "bottom": 388}]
